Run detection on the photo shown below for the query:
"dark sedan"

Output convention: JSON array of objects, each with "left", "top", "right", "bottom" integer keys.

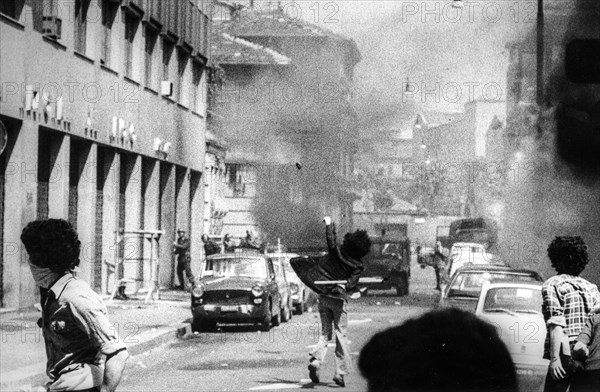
[{"left": 191, "top": 252, "right": 283, "bottom": 331}]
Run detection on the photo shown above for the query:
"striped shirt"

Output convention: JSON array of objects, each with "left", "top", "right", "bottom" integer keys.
[{"left": 542, "top": 274, "right": 600, "bottom": 358}]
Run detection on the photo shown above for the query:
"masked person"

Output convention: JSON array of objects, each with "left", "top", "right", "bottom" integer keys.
[
  {"left": 542, "top": 236, "right": 600, "bottom": 392},
  {"left": 174, "top": 229, "right": 195, "bottom": 290},
  {"left": 21, "top": 219, "right": 128, "bottom": 392},
  {"left": 306, "top": 217, "right": 371, "bottom": 388}
]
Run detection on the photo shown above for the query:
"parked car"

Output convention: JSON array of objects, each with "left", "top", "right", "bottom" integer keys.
[
  {"left": 361, "top": 236, "right": 411, "bottom": 296},
  {"left": 270, "top": 255, "right": 293, "bottom": 322},
  {"left": 438, "top": 265, "right": 543, "bottom": 313},
  {"left": 475, "top": 281, "right": 548, "bottom": 392},
  {"left": 268, "top": 252, "right": 313, "bottom": 314},
  {"left": 190, "top": 251, "right": 283, "bottom": 331}
]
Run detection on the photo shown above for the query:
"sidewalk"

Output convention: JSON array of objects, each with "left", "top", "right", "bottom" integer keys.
[{"left": 0, "top": 289, "right": 191, "bottom": 391}]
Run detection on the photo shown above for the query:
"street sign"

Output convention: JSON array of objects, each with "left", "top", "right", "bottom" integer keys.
[{"left": 0, "top": 120, "right": 7, "bottom": 155}]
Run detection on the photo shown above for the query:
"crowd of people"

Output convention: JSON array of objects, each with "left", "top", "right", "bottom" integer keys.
[{"left": 17, "top": 217, "right": 600, "bottom": 391}]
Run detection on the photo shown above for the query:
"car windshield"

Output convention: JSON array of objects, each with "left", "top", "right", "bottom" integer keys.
[
  {"left": 448, "top": 272, "right": 491, "bottom": 298},
  {"left": 483, "top": 287, "right": 543, "bottom": 315},
  {"left": 382, "top": 243, "right": 400, "bottom": 255},
  {"left": 202, "top": 258, "right": 267, "bottom": 279},
  {"left": 447, "top": 271, "right": 538, "bottom": 298}
]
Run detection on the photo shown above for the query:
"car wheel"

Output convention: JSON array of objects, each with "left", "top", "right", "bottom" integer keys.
[
  {"left": 281, "top": 302, "right": 290, "bottom": 323},
  {"left": 296, "top": 299, "right": 304, "bottom": 315},
  {"left": 396, "top": 272, "right": 409, "bottom": 297},
  {"left": 261, "top": 302, "right": 272, "bottom": 331},
  {"left": 272, "top": 300, "right": 281, "bottom": 327}
]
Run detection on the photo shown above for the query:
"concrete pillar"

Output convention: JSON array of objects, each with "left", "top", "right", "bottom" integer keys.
[
  {"left": 76, "top": 143, "right": 97, "bottom": 286},
  {"left": 101, "top": 151, "right": 119, "bottom": 295},
  {"left": 142, "top": 158, "right": 159, "bottom": 288},
  {"left": 123, "top": 155, "right": 142, "bottom": 291},
  {"left": 190, "top": 170, "right": 203, "bottom": 275},
  {"left": 48, "top": 134, "right": 70, "bottom": 219},
  {"left": 159, "top": 162, "right": 175, "bottom": 287},
  {"left": 2, "top": 120, "right": 38, "bottom": 310}
]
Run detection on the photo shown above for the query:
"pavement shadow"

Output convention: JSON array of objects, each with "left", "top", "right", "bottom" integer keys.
[{"left": 252, "top": 378, "right": 319, "bottom": 389}]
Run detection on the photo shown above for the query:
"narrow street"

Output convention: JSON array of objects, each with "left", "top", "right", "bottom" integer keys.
[{"left": 119, "top": 258, "right": 439, "bottom": 391}]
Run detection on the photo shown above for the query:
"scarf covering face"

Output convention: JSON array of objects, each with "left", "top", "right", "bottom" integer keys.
[{"left": 29, "top": 261, "right": 61, "bottom": 289}]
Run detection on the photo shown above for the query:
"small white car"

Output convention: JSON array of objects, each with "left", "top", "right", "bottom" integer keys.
[{"left": 475, "top": 281, "right": 549, "bottom": 392}]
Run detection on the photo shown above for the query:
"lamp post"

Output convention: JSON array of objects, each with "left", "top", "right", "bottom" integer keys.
[{"left": 536, "top": 0, "right": 544, "bottom": 108}]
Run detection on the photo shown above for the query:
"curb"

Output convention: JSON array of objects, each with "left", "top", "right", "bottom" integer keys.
[{"left": 0, "top": 322, "right": 187, "bottom": 392}]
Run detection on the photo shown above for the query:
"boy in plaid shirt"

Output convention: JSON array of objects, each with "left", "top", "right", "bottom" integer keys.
[{"left": 542, "top": 236, "right": 600, "bottom": 392}]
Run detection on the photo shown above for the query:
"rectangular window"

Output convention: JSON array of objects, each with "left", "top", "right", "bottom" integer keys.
[
  {"left": 74, "top": 0, "right": 89, "bottom": 54},
  {"left": 0, "top": 0, "right": 24, "bottom": 20},
  {"left": 177, "top": 49, "right": 189, "bottom": 103},
  {"left": 163, "top": 39, "right": 174, "bottom": 82},
  {"left": 100, "top": 0, "right": 118, "bottom": 67},
  {"left": 192, "top": 62, "right": 204, "bottom": 113},
  {"left": 144, "top": 26, "right": 159, "bottom": 88},
  {"left": 124, "top": 13, "right": 135, "bottom": 77}
]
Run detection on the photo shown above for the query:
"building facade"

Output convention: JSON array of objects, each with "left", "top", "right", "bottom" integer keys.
[
  {"left": 0, "top": 0, "right": 212, "bottom": 310},
  {"left": 208, "top": 2, "right": 361, "bottom": 247}
]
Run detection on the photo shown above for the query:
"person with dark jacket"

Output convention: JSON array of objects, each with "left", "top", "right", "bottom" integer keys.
[
  {"left": 572, "top": 308, "right": 600, "bottom": 392},
  {"left": 433, "top": 240, "right": 448, "bottom": 290},
  {"left": 308, "top": 217, "right": 371, "bottom": 388},
  {"left": 201, "top": 234, "right": 221, "bottom": 257},
  {"left": 174, "top": 229, "right": 195, "bottom": 290}
]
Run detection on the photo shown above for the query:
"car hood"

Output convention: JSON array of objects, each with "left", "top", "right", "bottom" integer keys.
[
  {"left": 479, "top": 313, "right": 546, "bottom": 360},
  {"left": 198, "top": 276, "right": 267, "bottom": 291},
  {"left": 439, "top": 297, "right": 478, "bottom": 313}
]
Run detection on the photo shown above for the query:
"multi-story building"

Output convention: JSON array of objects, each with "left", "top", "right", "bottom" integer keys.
[
  {"left": 208, "top": 1, "right": 361, "bottom": 247},
  {"left": 411, "top": 101, "right": 506, "bottom": 216},
  {"left": 0, "top": 0, "right": 212, "bottom": 310}
]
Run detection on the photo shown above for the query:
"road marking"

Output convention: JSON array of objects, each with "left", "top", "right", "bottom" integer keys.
[
  {"left": 306, "top": 341, "right": 352, "bottom": 349},
  {"left": 349, "top": 318, "right": 372, "bottom": 324}
]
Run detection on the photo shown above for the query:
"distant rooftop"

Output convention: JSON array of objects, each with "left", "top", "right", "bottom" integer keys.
[{"left": 211, "top": 26, "right": 292, "bottom": 65}]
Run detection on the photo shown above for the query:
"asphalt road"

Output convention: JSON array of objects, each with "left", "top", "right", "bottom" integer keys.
[{"left": 118, "top": 259, "right": 440, "bottom": 392}]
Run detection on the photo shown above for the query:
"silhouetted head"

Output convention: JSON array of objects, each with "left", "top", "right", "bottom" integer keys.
[
  {"left": 21, "top": 219, "right": 81, "bottom": 273},
  {"left": 341, "top": 229, "right": 371, "bottom": 260},
  {"left": 359, "top": 308, "right": 518, "bottom": 392},
  {"left": 547, "top": 236, "right": 589, "bottom": 276}
]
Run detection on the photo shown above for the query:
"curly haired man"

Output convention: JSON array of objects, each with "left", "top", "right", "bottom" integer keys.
[
  {"left": 21, "top": 219, "right": 128, "bottom": 392},
  {"left": 542, "top": 236, "right": 600, "bottom": 392}
]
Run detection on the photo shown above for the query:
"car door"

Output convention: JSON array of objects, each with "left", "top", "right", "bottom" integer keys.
[
  {"left": 273, "top": 259, "right": 289, "bottom": 308},
  {"left": 266, "top": 258, "right": 281, "bottom": 308}
]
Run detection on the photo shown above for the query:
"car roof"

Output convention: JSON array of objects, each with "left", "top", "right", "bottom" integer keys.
[
  {"left": 455, "top": 264, "right": 534, "bottom": 272},
  {"left": 452, "top": 242, "right": 485, "bottom": 248},
  {"left": 484, "top": 281, "right": 543, "bottom": 289},
  {"left": 266, "top": 252, "right": 301, "bottom": 259},
  {"left": 206, "top": 252, "right": 267, "bottom": 261}
]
